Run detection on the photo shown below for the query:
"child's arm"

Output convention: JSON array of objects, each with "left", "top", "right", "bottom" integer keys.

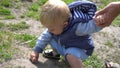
[
  {"left": 30, "top": 29, "right": 52, "bottom": 63},
  {"left": 94, "top": 2, "right": 120, "bottom": 27},
  {"left": 75, "top": 19, "right": 102, "bottom": 36},
  {"left": 77, "top": 2, "right": 120, "bottom": 34},
  {"left": 34, "top": 29, "right": 52, "bottom": 53}
]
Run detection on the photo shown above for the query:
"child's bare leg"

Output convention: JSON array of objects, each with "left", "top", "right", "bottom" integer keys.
[{"left": 66, "top": 54, "right": 83, "bottom": 68}]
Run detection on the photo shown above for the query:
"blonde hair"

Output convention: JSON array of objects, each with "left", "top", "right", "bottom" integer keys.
[{"left": 40, "top": 0, "right": 70, "bottom": 26}]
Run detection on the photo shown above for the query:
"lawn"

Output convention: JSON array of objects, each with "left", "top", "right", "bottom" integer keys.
[{"left": 0, "top": 0, "right": 120, "bottom": 68}]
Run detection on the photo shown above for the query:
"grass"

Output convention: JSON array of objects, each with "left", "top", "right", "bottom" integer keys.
[
  {"left": 4, "top": 15, "right": 15, "bottom": 19},
  {"left": 0, "top": 0, "right": 12, "bottom": 7},
  {"left": 0, "top": 7, "right": 11, "bottom": 15},
  {"left": 63, "top": 0, "right": 74, "bottom": 4},
  {"left": 28, "top": 39, "right": 37, "bottom": 48},
  {"left": 14, "top": 33, "right": 35, "bottom": 42},
  {"left": 0, "top": 6, "right": 15, "bottom": 19},
  {"left": 0, "top": 22, "right": 5, "bottom": 28},
  {"left": 26, "top": 11, "right": 40, "bottom": 20},
  {"left": 20, "top": 14, "right": 25, "bottom": 18},
  {"left": 0, "top": 31, "right": 14, "bottom": 62},
  {"left": 0, "top": 0, "right": 120, "bottom": 67},
  {"left": 112, "top": 15, "right": 120, "bottom": 26},
  {"left": 26, "top": 1, "right": 40, "bottom": 20},
  {"left": 7, "top": 21, "right": 30, "bottom": 31},
  {"left": 105, "top": 41, "right": 113, "bottom": 47},
  {"left": 83, "top": 53, "right": 105, "bottom": 68},
  {"left": 14, "top": 33, "right": 37, "bottom": 47},
  {"left": 28, "top": 3, "right": 39, "bottom": 11},
  {"left": 37, "top": 0, "right": 47, "bottom": 6}
]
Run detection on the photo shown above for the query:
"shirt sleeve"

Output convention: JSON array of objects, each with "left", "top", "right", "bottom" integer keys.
[
  {"left": 75, "top": 19, "right": 103, "bottom": 36},
  {"left": 34, "top": 29, "right": 52, "bottom": 53}
]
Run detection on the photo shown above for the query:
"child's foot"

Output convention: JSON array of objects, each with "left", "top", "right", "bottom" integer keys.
[
  {"left": 105, "top": 61, "right": 120, "bottom": 68},
  {"left": 43, "top": 49, "right": 60, "bottom": 60}
]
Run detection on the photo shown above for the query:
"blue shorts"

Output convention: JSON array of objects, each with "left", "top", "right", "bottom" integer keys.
[{"left": 49, "top": 39, "right": 88, "bottom": 61}]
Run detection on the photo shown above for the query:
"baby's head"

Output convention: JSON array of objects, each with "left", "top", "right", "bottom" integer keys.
[{"left": 40, "top": 0, "right": 70, "bottom": 35}]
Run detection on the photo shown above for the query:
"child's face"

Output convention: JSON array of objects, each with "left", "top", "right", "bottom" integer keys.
[{"left": 45, "top": 22, "right": 68, "bottom": 35}]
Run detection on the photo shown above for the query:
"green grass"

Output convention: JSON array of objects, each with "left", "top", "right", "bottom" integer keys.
[
  {"left": 0, "top": 7, "right": 11, "bottom": 15},
  {"left": 4, "top": 15, "right": 15, "bottom": 19},
  {"left": 83, "top": 53, "right": 105, "bottom": 68},
  {"left": 105, "top": 41, "right": 113, "bottom": 47},
  {"left": 63, "top": 0, "right": 74, "bottom": 4},
  {"left": 29, "top": 3, "right": 39, "bottom": 11},
  {"left": 0, "top": 31, "right": 14, "bottom": 62},
  {"left": 28, "top": 39, "right": 37, "bottom": 48},
  {"left": 37, "top": 0, "right": 47, "bottom": 6},
  {"left": 112, "top": 15, "right": 120, "bottom": 26},
  {"left": 0, "top": 6, "right": 15, "bottom": 19},
  {"left": 26, "top": 1, "right": 40, "bottom": 20},
  {"left": 14, "top": 34, "right": 35, "bottom": 41},
  {"left": 7, "top": 21, "right": 30, "bottom": 31},
  {"left": 0, "top": 0, "right": 12, "bottom": 7},
  {"left": 20, "top": 14, "right": 25, "bottom": 18},
  {"left": 14, "top": 33, "right": 37, "bottom": 47},
  {"left": 0, "top": 22, "right": 5, "bottom": 28},
  {"left": 26, "top": 11, "right": 40, "bottom": 20},
  {"left": 0, "top": 0, "right": 119, "bottom": 67}
]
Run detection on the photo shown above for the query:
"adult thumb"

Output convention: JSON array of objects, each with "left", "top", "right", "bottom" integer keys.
[{"left": 94, "top": 7, "right": 108, "bottom": 18}]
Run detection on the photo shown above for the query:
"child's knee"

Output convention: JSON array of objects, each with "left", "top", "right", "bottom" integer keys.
[
  {"left": 66, "top": 54, "right": 81, "bottom": 61},
  {"left": 66, "top": 54, "right": 72, "bottom": 60},
  {"left": 66, "top": 54, "right": 83, "bottom": 68}
]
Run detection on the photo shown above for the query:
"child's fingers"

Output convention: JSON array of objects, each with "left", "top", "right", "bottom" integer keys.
[
  {"left": 30, "top": 58, "right": 38, "bottom": 64},
  {"left": 30, "top": 55, "right": 38, "bottom": 63}
]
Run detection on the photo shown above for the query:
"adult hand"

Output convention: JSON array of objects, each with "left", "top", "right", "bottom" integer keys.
[{"left": 94, "top": 2, "right": 120, "bottom": 27}]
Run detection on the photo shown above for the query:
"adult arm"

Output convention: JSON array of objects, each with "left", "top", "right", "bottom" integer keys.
[{"left": 94, "top": 2, "right": 120, "bottom": 27}]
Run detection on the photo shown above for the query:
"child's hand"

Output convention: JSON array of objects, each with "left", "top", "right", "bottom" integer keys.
[{"left": 30, "top": 51, "right": 39, "bottom": 63}]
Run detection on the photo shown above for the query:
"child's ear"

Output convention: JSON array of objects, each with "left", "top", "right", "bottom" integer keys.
[{"left": 64, "top": 22, "right": 68, "bottom": 27}]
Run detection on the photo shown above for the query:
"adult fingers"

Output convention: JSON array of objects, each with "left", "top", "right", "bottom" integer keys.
[{"left": 94, "top": 9, "right": 105, "bottom": 18}]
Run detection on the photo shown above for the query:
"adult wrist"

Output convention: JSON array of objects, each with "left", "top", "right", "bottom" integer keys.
[
  {"left": 118, "top": 3, "right": 120, "bottom": 13},
  {"left": 111, "top": 2, "right": 120, "bottom": 14}
]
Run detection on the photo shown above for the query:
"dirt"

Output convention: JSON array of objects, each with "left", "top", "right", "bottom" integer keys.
[{"left": 0, "top": 0, "right": 120, "bottom": 68}]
